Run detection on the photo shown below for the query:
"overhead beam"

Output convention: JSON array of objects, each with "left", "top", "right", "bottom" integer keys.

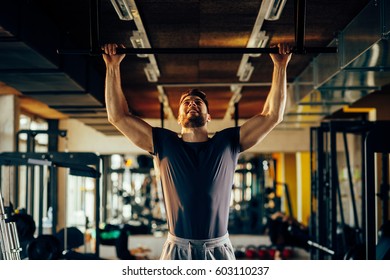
[
  {"left": 159, "top": 82, "right": 273, "bottom": 87},
  {"left": 89, "top": 0, "right": 100, "bottom": 54},
  {"left": 294, "top": 0, "right": 306, "bottom": 54}
]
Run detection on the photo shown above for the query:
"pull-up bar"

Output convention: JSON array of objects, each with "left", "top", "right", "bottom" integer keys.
[{"left": 57, "top": 46, "right": 337, "bottom": 56}]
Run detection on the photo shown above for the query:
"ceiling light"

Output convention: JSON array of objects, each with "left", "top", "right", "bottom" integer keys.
[
  {"left": 110, "top": 0, "right": 134, "bottom": 21},
  {"left": 237, "top": 62, "right": 254, "bottom": 82},
  {"left": 144, "top": 64, "right": 159, "bottom": 82},
  {"left": 130, "top": 31, "right": 149, "bottom": 58},
  {"left": 248, "top": 31, "right": 269, "bottom": 57},
  {"left": 264, "top": 0, "right": 287, "bottom": 21}
]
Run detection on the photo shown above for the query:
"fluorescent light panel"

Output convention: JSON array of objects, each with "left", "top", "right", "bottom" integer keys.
[
  {"left": 264, "top": 0, "right": 287, "bottom": 21},
  {"left": 130, "top": 31, "right": 149, "bottom": 58},
  {"left": 237, "top": 62, "right": 254, "bottom": 82},
  {"left": 110, "top": 0, "right": 134, "bottom": 21},
  {"left": 248, "top": 31, "right": 269, "bottom": 57},
  {"left": 144, "top": 64, "right": 159, "bottom": 82}
]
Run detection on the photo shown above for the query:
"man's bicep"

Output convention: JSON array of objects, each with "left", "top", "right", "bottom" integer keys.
[
  {"left": 239, "top": 115, "right": 278, "bottom": 152},
  {"left": 114, "top": 116, "right": 154, "bottom": 153}
]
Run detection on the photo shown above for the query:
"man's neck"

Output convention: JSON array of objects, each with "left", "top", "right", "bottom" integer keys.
[{"left": 180, "top": 126, "right": 209, "bottom": 142}]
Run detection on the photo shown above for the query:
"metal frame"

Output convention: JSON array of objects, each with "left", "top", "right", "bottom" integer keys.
[
  {"left": 364, "top": 121, "right": 390, "bottom": 259},
  {"left": 310, "top": 120, "right": 373, "bottom": 259},
  {"left": 0, "top": 152, "right": 102, "bottom": 258},
  {"left": 0, "top": 191, "right": 21, "bottom": 260},
  {"left": 13, "top": 129, "right": 67, "bottom": 210},
  {"left": 58, "top": 47, "right": 338, "bottom": 55},
  {"left": 294, "top": 0, "right": 306, "bottom": 54}
]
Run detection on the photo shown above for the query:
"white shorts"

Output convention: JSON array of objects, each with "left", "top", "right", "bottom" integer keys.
[{"left": 160, "top": 232, "right": 236, "bottom": 260}]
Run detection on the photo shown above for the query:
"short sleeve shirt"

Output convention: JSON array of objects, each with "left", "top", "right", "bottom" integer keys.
[{"left": 152, "top": 127, "right": 241, "bottom": 239}]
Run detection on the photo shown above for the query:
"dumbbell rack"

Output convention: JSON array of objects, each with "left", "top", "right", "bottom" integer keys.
[{"left": 0, "top": 190, "right": 21, "bottom": 260}]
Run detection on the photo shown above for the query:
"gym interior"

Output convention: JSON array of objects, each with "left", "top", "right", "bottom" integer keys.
[{"left": 1, "top": 0, "right": 390, "bottom": 260}]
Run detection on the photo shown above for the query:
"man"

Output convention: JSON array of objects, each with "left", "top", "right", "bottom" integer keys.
[{"left": 102, "top": 43, "right": 292, "bottom": 260}]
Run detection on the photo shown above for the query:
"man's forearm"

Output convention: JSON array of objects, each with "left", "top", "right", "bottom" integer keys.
[
  {"left": 105, "top": 65, "right": 130, "bottom": 123},
  {"left": 261, "top": 64, "right": 287, "bottom": 121}
]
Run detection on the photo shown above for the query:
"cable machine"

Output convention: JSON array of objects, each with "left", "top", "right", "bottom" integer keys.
[
  {"left": 310, "top": 120, "right": 390, "bottom": 259},
  {"left": 310, "top": 120, "right": 373, "bottom": 259},
  {"left": 0, "top": 164, "right": 21, "bottom": 259},
  {"left": 13, "top": 129, "right": 67, "bottom": 217},
  {"left": 364, "top": 121, "right": 390, "bottom": 259}
]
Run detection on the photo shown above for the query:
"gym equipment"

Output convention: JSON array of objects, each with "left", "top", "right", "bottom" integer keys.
[
  {"left": 101, "top": 154, "right": 166, "bottom": 235},
  {"left": 310, "top": 120, "right": 373, "bottom": 259},
  {"left": 281, "top": 247, "right": 294, "bottom": 259},
  {"left": 245, "top": 244, "right": 258, "bottom": 259},
  {"left": 310, "top": 120, "right": 390, "bottom": 259},
  {"left": 9, "top": 211, "right": 36, "bottom": 259},
  {"left": 267, "top": 246, "right": 277, "bottom": 259},
  {"left": 56, "top": 227, "right": 85, "bottom": 251},
  {"left": 27, "top": 234, "right": 62, "bottom": 260},
  {"left": 266, "top": 166, "right": 339, "bottom": 258},
  {"left": 14, "top": 129, "right": 67, "bottom": 211},
  {"left": 0, "top": 152, "right": 102, "bottom": 258},
  {"left": 376, "top": 221, "right": 390, "bottom": 260},
  {"left": 257, "top": 245, "right": 270, "bottom": 260},
  {"left": 364, "top": 121, "right": 390, "bottom": 259},
  {"left": 99, "top": 224, "right": 121, "bottom": 246},
  {"left": 0, "top": 191, "right": 21, "bottom": 260},
  {"left": 115, "top": 224, "right": 136, "bottom": 260},
  {"left": 0, "top": 159, "right": 22, "bottom": 260},
  {"left": 229, "top": 156, "right": 285, "bottom": 235},
  {"left": 344, "top": 243, "right": 365, "bottom": 260},
  {"left": 233, "top": 245, "right": 246, "bottom": 259}
]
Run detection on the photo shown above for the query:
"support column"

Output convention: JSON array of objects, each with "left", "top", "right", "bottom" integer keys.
[
  {"left": 0, "top": 94, "right": 19, "bottom": 152},
  {"left": 0, "top": 94, "right": 19, "bottom": 210}
]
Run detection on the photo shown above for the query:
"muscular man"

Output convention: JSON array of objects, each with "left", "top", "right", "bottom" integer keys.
[{"left": 102, "top": 43, "right": 292, "bottom": 260}]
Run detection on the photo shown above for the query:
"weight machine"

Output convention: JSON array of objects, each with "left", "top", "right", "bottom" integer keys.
[
  {"left": 310, "top": 120, "right": 372, "bottom": 259},
  {"left": 364, "top": 121, "right": 390, "bottom": 259},
  {"left": 228, "top": 156, "right": 289, "bottom": 235},
  {"left": 310, "top": 120, "right": 390, "bottom": 259},
  {"left": 0, "top": 152, "right": 102, "bottom": 259},
  {"left": 0, "top": 185, "right": 21, "bottom": 259},
  {"left": 100, "top": 154, "right": 167, "bottom": 239}
]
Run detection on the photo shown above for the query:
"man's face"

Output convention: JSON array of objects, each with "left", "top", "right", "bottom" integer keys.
[{"left": 178, "top": 96, "right": 210, "bottom": 128}]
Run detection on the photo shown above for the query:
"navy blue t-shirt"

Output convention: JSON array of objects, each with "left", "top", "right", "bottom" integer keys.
[{"left": 151, "top": 127, "right": 241, "bottom": 239}]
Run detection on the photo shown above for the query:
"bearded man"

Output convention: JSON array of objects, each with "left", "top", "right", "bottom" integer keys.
[{"left": 102, "top": 43, "right": 292, "bottom": 260}]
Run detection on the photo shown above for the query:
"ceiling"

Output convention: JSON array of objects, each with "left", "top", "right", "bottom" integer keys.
[{"left": 0, "top": 0, "right": 389, "bottom": 137}]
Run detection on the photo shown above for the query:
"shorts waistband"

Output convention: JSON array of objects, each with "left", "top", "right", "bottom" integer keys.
[{"left": 167, "top": 232, "right": 230, "bottom": 248}]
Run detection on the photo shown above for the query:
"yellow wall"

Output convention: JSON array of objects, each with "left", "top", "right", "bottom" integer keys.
[
  {"left": 273, "top": 152, "right": 311, "bottom": 226},
  {"left": 297, "top": 152, "right": 311, "bottom": 226},
  {"left": 284, "top": 153, "right": 297, "bottom": 219},
  {"left": 272, "top": 152, "right": 285, "bottom": 197}
]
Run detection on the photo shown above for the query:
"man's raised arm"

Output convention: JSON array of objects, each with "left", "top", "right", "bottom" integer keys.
[
  {"left": 102, "top": 44, "right": 153, "bottom": 153},
  {"left": 239, "top": 43, "right": 292, "bottom": 152}
]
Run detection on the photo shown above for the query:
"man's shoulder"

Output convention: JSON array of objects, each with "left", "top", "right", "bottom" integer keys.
[
  {"left": 210, "top": 126, "right": 240, "bottom": 143},
  {"left": 153, "top": 127, "right": 179, "bottom": 138},
  {"left": 213, "top": 126, "right": 240, "bottom": 137}
]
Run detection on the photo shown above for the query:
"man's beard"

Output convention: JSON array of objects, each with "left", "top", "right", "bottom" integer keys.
[{"left": 179, "top": 113, "right": 207, "bottom": 128}]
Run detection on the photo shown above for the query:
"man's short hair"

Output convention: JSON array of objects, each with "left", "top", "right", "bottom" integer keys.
[{"left": 179, "top": 89, "right": 209, "bottom": 112}]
